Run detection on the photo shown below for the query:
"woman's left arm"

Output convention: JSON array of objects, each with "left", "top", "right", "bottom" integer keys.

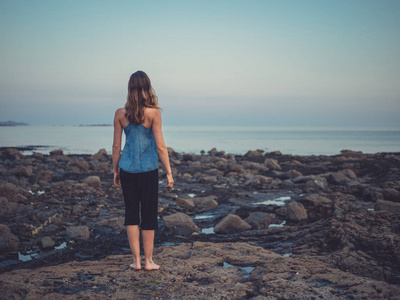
[{"left": 112, "top": 109, "right": 123, "bottom": 187}]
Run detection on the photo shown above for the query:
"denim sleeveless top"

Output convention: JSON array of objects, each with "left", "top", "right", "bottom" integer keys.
[{"left": 118, "top": 123, "right": 158, "bottom": 174}]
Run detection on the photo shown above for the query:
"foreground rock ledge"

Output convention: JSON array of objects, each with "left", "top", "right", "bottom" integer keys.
[{"left": 1, "top": 242, "right": 399, "bottom": 300}]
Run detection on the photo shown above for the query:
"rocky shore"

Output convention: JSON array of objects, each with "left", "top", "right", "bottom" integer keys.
[{"left": 0, "top": 147, "right": 400, "bottom": 299}]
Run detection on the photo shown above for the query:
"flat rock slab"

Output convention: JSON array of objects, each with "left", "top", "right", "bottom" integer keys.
[{"left": 1, "top": 242, "right": 399, "bottom": 300}]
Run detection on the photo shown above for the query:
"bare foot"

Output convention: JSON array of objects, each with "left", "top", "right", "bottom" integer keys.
[
  {"left": 130, "top": 261, "right": 141, "bottom": 270},
  {"left": 144, "top": 260, "right": 160, "bottom": 271}
]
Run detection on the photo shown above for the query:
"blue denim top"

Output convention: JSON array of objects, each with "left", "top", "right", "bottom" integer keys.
[{"left": 118, "top": 123, "right": 158, "bottom": 174}]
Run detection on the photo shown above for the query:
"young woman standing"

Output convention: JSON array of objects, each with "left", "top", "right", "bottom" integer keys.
[{"left": 112, "top": 71, "right": 174, "bottom": 270}]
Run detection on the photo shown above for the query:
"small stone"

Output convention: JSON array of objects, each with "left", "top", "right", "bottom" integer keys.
[
  {"left": 175, "top": 198, "right": 195, "bottom": 209},
  {"left": 199, "top": 175, "right": 217, "bottom": 184},
  {"left": 83, "top": 176, "right": 101, "bottom": 188},
  {"left": 41, "top": 236, "right": 55, "bottom": 249},
  {"left": 264, "top": 158, "right": 281, "bottom": 170},
  {"left": 50, "top": 149, "right": 64, "bottom": 156},
  {"left": 66, "top": 226, "right": 90, "bottom": 240},
  {"left": 286, "top": 201, "right": 308, "bottom": 222},
  {"left": 36, "top": 171, "right": 53, "bottom": 183}
]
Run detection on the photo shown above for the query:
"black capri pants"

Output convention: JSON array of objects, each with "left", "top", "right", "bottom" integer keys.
[{"left": 120, "top": 168, "right": 159, "bottom": 230}]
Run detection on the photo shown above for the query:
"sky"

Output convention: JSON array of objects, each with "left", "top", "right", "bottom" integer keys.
[{"left": 1, "top": 0, "right": 399, "bottom": 128}]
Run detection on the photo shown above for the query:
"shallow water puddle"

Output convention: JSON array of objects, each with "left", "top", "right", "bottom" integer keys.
[
  {"left": 223, "top": 262, "right": 254, "bottom": 278},
  {"left": 188, "top": 193, "right": 196, "bottom": 198},
  {"left": 194, "top": 214, "right": 213, "bottom": 220},
  {"left": 269, "top": 220, "right": 286, "bottom": 228},
  {"left": 253, "top": 196, "right": 291, "bottom": 206},
  {"left": 201, "top": 227, "right": 215, "bottom": 234},
  {"left": 18, "top": 251, "right": 39, "bottom": 262}
]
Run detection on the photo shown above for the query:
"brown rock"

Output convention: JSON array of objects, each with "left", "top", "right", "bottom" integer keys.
[
  {"left": 91, "top": 148, "right": 109, "bottom": 162},
  {"left": 83, "top": 176, "right": 101, "bottom": 188},
  {"left": 286, "top": 201, "right": 308, "bottom": 222},
  {"left": 244, "top": 150, "right": 264, "bottom": 158},
  {"left": 50, "top": 149, "right": 64, "bottom": 156},
  {"left": 245, "top": 212, "right": 271, "bottom": 229},
  {"left": 298, "top": 194, "right": 333, "bottom": 222},
  {"left": 0, "top": 224, "right": 20, "bottom": 254},
  {"left": 0, "top": 183, "right": 28, "bottom": 203},
  {"left": 175, "top": 197, "right": 195, "bottom": 209},
  {"left": 162, "top": 212, "right": 199, "bottom": 235},
  {"left": 36, "top": 171, "right": 53, "bottom": 183},
  {"left": 214, "top": 214, "right": 252, "bottom": 234},
  {"left": 264, "top": 158, "right": 281, "bottom": 170},
  {"left": 340, "top": 150, "right": 366, "bottom": 159},
  {"left": 374, "top": 200, "right": 400, "bottom": 214},
  {"left": 11, "top": 166, "right": 33, "bottom": 177},
  {"left": 96, "top": 217, "right": 125, "bottom": 233}
]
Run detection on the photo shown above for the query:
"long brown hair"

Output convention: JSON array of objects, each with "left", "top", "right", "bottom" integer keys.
[{"left": 125, "top": 71, "right": 160, "bottom": 124}]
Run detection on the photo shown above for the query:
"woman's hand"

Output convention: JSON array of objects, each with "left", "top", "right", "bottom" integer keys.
[
  {"left": 166, "top": 173, "right": 174, "bottom": 189},
  {"left": 114, "top": 172, "right": 121, "bottom": 188}
]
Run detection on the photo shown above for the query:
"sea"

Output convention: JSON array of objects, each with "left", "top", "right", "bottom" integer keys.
[{"left": 0, "top": 125, "right": 399, "bottom": 156}]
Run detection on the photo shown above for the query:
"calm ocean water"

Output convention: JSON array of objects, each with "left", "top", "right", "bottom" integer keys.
[{"left": 0, "top": 125, "right": 399, "bottom": 156}]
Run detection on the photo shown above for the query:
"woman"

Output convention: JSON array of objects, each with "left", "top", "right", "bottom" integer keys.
[{"left": 112, "top": 71, "right": 174, "bottom": 271}]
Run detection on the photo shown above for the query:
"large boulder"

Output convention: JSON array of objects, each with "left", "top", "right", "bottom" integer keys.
[
  {"left": 286, "top": 201, "right": 308, "bottom": 223},
  {"left": 214, "top": 214, "right": 251, "bottom": 234},
  {"left": 298, "top": 194, "right": 333, "bottom": 222},
  {"left": 244, "top": 150, "right": 264, "bottom": 158},
  {"left": 162, "top": 212, "right": 199, "bottom": 235}
]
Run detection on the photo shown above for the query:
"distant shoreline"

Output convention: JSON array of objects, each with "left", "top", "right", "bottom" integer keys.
[{"left": 0, "top": 121, "right": 29, "bottom": 126}]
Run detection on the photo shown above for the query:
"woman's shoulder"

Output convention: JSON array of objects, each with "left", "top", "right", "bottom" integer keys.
[
  {"left": 144, "top": 107, "right": 161, "bottom": 118},
  {"left": 115, "top": 107, "right": 126, "bottom": 118}
]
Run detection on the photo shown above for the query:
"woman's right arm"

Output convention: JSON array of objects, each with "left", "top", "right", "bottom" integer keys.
[
  {"left": 151, "top": 109, "right": 174, "bottom": 188},
  {"left": 112, "top": 109, "right": 123, "bottom": 188}
]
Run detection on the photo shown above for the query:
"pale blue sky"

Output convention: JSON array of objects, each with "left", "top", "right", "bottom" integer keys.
[{"left": 1, "top": 0, "right": 399, "bottom": 127}]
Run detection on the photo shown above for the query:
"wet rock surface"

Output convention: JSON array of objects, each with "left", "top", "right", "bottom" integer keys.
[{"left": 0, "top": 147, "right": 400, "bottom": 299}]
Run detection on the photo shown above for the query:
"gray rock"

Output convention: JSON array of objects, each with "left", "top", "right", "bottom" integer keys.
[
  {"left": 66, "top": 226, "right": 90, "bottom": 240},
  {"left": 162, "top": 212, "right": 199, "bottom": 235},
  {"left": 41, "top": 236, "right": 55, "bottom": 249},
  {"left": 199, "top": 175, "right": 217, "bottom": 184},
  {"left": 286, "top": 201, "right": 308, "bottom": 222},
  {"left": 214, "top": 214, "right": 252, "bottom": 234},
  {"left": 83, "top": 176, "right": 101, "bottom": 188}
]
